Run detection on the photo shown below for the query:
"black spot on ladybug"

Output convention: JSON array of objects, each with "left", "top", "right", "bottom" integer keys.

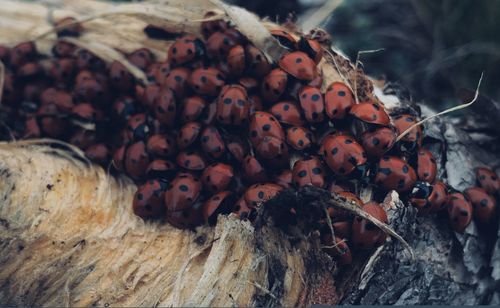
[
  {"left": 424, "top": 172, "right": 429, "bottom": 178},
  {"left": 331, "top": 147, "right": 338, "bottom": 155},
  {"left": 492, "top": 175, "right": 497, "bottom": 181},
  {"left": 379, "top": 168, "right": 391, "bottom": 175},
  {"left": 283, "top": 104, "right": 290, "bottom": 111},
  {"left": 372, "top": 103, "right": 380, "bottom": 110},
  {"left": 137, "top": 193, "right": 143, "bottom": 200},
  {"left": 179, "top": 184, "right": 188, "bottom": 191},
  {"left": 345, "top": 139, "right": 352, "bottom": 144},
  {"left": 295, "top": 57, "right": 302, "bottom": 63},
  {"left": 258, "top": 191, "right": 264, "bottom": 198},
  {"left": 406, "top": 116, "right": 414, "bottom": 122},
  {"left": 187, "top": 48, "right": 193, "bottom": 55},
  {"left": 460, "top": 210, "right": 468, "bottom": 216},
  {"left": 348, "top": 156, "right": 358, "bottom": 166},
  {"left": 311, "top": 94, "right": 320, "bottom": 102},
  {"left": 184, "top": 160, "right": 190, "bottom": 167},
  {"left": 250, "top": 130, "right": 257, "bottom": 138},
  {"left": 298, "top": 170, "right": 307, "bottom": 177},
  {"left": 338, "top": 91, "right": 345, "bottom": 97},
  {"left": 479, "top": 175, "right": 486, "bottom": 180},
  {"left": 262, "top": 124, "right": 271, "bottom": 131},
  {"left": 480, "top": 199, "right": 488, "bottom": 207},
  {"left": 224, "top": 98, "right": 232, "bottom": 105},
  {"left": 200, "top": 76, "right": 207, "bottom": 83},
  {"left": 312, "top": 167, "right": 321, "bottom": 175},
  {"left": 298, "top": 140, "right": 304, "bottom": 146},
  {"left": 372, "top": 114, "right": 377, "bottom": 120},
  {"left": 237, "top": 99, "right": 245, "bottom": 106},
  {"left": 402, "top": 165, "right": 409, "bottom": 173},
  {"left": 397, "top": 179, "right": 405, "bottom": 188},
  {"left": 174, "top": 75, "right": 182, "bottom": 82},
  {"left": 338, "top": 167, "right": 345, "bottom": 174},
  {"left": 372, "top": 138, "right": 380, "bottom": 146},
  {"left": 332, "top": 109, "right": 338, "bottom": 115}
]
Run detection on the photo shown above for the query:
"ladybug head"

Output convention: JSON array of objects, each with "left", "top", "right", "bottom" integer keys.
[
  {"left": 409, "top": 181, "right": 432, "bottom": 200},
  {"left": 352, "top": 163, "right": 370, "bottom": 185}
]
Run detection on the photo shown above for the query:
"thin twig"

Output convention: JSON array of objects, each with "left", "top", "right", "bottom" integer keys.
[
  {"left": 300, "top": 0, "right": 344, "bottom": 33},
  {"left": 323, "top": 207, "right": 343, "bottom": 254},
  {"left": 250, "top": 281, "right": 280, "bottom": 302},
  {"left": 354, "top": 48, "right": 385, "bottom": 103},
  {"left": 396, "top": 72, "right": 484, "bottom": 142}
]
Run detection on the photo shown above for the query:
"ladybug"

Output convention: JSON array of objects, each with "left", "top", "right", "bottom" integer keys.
[
  {"left": 37, "top": 106, "right": 68, "bottom": 138},
  {"left": 126, "top": 113, "right": 151, "bottom": 141},
  {"left": 350, "top": 102, "right": 390, "bottom": 126},
  {"left": 410, "top": 181, "right": 448, "bottom": 213},
  {"left": 147, "top": 134, "right": 177, "bottom": 158},
  {"left": 261, "top": 68, "right": 288, "bottom": 103},
  {"left": 226, "top": 138, "right": 249, "bottom": 163},
  {"left": 446, "top": 192, "right": 473, "bottom": 232},
  {"left": 54, "top": 16, "right": 82, "bottom": 37},
  {"left": 200, "top": 126, "right": 226, "bottom": 159},
  {"left": 49, "top": 58, "right": 76, "bottom": 85},
  {"left": 69, "top": 128, "right": 96, "bottom": 150},
  {"left": 74, "top": 77, "right": 105, "bottom": 104},
  {"left": 146, "top": 159, "right": 177, "bottom": 180},
  {"left": 206, "top": 30, "right": 241, "bottom": 59},
  {"left": 274, "top": 169, "right": 293, "bottom": 189},
  {"left": 133, "top": 179, "right": 167, "bottom": 219},
  {"left": 85, "top": 143, "right": 110, "bottom": 165},
  {"left": 245, "top": 45, "right": 271, "bottom": 77},
  {"left": 9, "top": 41, "right": 37, "bottom": 67},
  {"left": 128, "top": 48, "right": 155, "bottom": 71},
  {"left": 278, "top": 51, "right": 317, "bottom": 81},
  {"left": 352, "top": 202, "right": 388, "bottom": 249},
  {"left": 244, "top": 183, "right": 283, "bottom": 207},
  {"left": 168, "top": 35, "right": 205, "bottom": 66},
  {"left": 243, "top": 155, "right": 268, "bottom": 184},
  {"left": 203, "top": 191, "right": 238, "bottom": 225},
  {"left": 188, "top": 67, "right": 225, "bottom": 96},
  {"left": 270, "top": 29, "right": 297, "bottom": 50},
  {"left": 331, "top": 221, "right": 351, "bottom": 239},
  {"left": 233, "top": 197, "right": 255, "bottom": 221},
  {"left": 40, "top": 88, "right": 74, "bottom": 113},
  {"left": 360, "top": 126, "right": 397, "bottom": 158},
  {"left": 292, "top": 156, "right": 325, "bottom": 188},
  {"left": 176, "top": 149, "right": 206, "bottom": 170},
  {"left": 298, "top": 37, "right": 323, "bottom": 64},
  {"left": 124, "top": 141, "right": 150, "bottom": 180},
  {"left": 417, "top": 149, "right": 437, "bottom": 183},
  {"left": 465, "top": 187, "right": 497, "bottom": 224},
  {"left": 475, "top": 167, "right": 500, "bottom": 195},
  {"left": 249, "top": 111, "right": 285, "bottom": 143},
  {"left": 112, "top": 96, "right": 137, "bottom": 121},
  {"left": 298, "top": 86, "right": 325, "bottom": 123},
  {"left": 374, "top": 156, "right": 417, "bottom": 193},
  {"left": 72, "top": 103, "right": 98, "bottom": 124},
  {"left": 325, "top": 82, "right": 355, "bottom": 120},
  {"left": 286, "top": 126, "right": 313, "bottom": 150},
  {"left": 201, "top": 11, "right": 228, "bottom": 38},
  {"left": 180, "top": 96, "right": 206, "bottom": 123},
  {"left": 146, "top": 61, "right": 169, "bottom": 84},
  {"left": 202, "top": 163, "right": 234, "bottom": 193},
  {"left": 216, "top": 84, "right": 250, "bottom": 125},
  {"left": 76, "top": 49, "right": 106, "bottom": 71},
  {"left": 321, "top": 134, "right": 368, "bottom": 177},
  {"left": 163, "top": 67, "right": 191, "bottom": 98},
  {"left": 226, "top": 45, "right": 246, "bottom": 77},
  {"left": 166, "top": 200, "right": 204, "bottom": 229},
  {"left": 238, "top": 76, "right": 259, "bottom": 93},
  {"left": 137, "top": 84, "right": 160, "bottom": 109},
  {"left": 270, "top": 101, "right": 304, "bottom": 126},
  {"left": 109, "top": 60, "right": 134, "bottom": 92},
  {"left": 256, "top": 135, "right": 289, "bottom": 163},
  {"left": 165, "top": 173, "right": 202, "bottom": 212},
  {"left": 177, "top": 122, "right": 202, "bottom": 149},
  {"left": 392, "top": 113, "right": 423, "bottom": 152},
  {"left": 322, "top": 234, "right": 352, "bottom": 265},
  {"left": 17, "top": 62, "right": 43, "bottom": 80},
  {"left": 75, "top": 70, "right": 93, "bottom": 85},
  {"left": 327, "top": 191, "right": 363, "bottom": 221},
  {"left": 51, "top": 40, "right": 75, "bottom": 58},
  {"left": 154, "top": 88, "right": 176, "bottom": 127}
]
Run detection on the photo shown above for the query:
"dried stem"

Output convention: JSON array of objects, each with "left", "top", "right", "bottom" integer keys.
[{"left": 354, "top": 48, "right": 385, "bottom": 104}]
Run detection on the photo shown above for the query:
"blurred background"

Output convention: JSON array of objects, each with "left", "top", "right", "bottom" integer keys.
[{"left": 226, "top": 0, "right": 500, "bottom": 110}]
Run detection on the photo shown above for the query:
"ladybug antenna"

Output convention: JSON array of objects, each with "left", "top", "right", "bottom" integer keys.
[{"left": 396, "top": 72, "right": 484, "bottom": 143}]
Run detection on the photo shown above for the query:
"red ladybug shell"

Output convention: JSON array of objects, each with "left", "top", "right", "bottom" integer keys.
[
  {"left": 127, "top": 113, "right": 151, "bottom": 141},
  {"left": 238, "top": 76, "right": 259, "bottom": 93},
  {"left": 112, "top": 145, "right": 126, "bottom": 172},
  {"left": 165, "top": 173, "right": 202, "bottom": 212},
  {"left": 298, "top": 37, "right": 323, "bottom": 64},
  {"left": 286, "top": 126, "right": 313, "bottom": 150},
  {"left": 201, "top": 12, "right": 228, "bottom": 38},
  {"left": 168, "top": 35, "right": 205, "bottom": 66},
  {"left": 270, "top": 101, "right": 304, "bottom": 126},
  {"left": 24, "top": 117, "right": 41, "bottom": 139},
  {"left": 109, "top": 60, "right": 134, "bottom": 91},
  {"left": 188, "top": 67, "right": 225, "bottom": 96},
  {"left": 40, "top": 88, "right": 74, "bottom": 113},
  {"left": 233, "top": 197, "right": 254, "bottom": 221},
  {"left": 146, "top": 159, "right": 177, "bottom": 179},
  {"left": 244, "top": 183, "right": 283, "bottom": 207},
  {"left": 392, "top": 114, "right": 423, "bottom": 147},
  {"left": 256, "top": 136, "right": 289, "bottom": 162},
  {"left": 76, "top": 49, "right": 105, "bottom": 71},
  {"left": 74, "top": 78, "right": 105, "bottom": 103},
  {"left": 417, "top": 149, "right": 437, "bottom": 183},
  {"left": 429, "top": 181, "right": 449, "bottom": 212},
  {"left": 352, "top": 202, "right": 388, "bottom": 249},
  {"left": 245, "top": 45, "right": 271, "bottom": 77},
  {"left": 226, "top": 139, "right": 248, "bottom": 162},
  {"left": 176, "top": 149, "right": 206, "bottom": 171},
  {"left": 85, "top": 143, "right": 109, "bottom": 164},
  {"left": 147, "top": 61, "right": 170, "bottom": 85},
  {"left": 329, "top": 191, "right": 363, "bottom": 221},
  {"left": 124, "top": 141, "right": 150, "bottom": 180},
  {"left": 203, "top": 191, "right": 237, "bottom": 225},
  {"left": 216, "top": 84, "right": 250, "bottom": 125},
  {"left": 128, "top": 48, "right": 154, "bottom": 71},
  {"left": 177, "top": 122, "right": 202, "bottom": 149},
  {"left": 374, "top": 156, "right": 417, "bottom": 193},
  {"left": 278, "top": 51, "right": 318, "bottom": 81},
  {"left": 410, "top": 181, "right": 448, "bottom": 213},
  {"left": 202, "top": 163, "right": 234, "bottom": 193},
  {"left": 9, "top": 41, "right": 37, "bottom": 67},
  {"left": 17, "top": 62, "right": 43, "bottom": 79},
  {"left": 350, "top": 102, "right": 390, "bottom": 125},
  {"left": 261, "top": 68, "right": 288, "bottom": 103},
  {"left": 112, "top": 96, "right": 136, "bottom": 121},
  {"left": 298, "top": 86, "right": 325, "bottom": 123},
  {"left": 226, "top": 45, "right": 246, "bottom": 77},
  {"left": 243, "top": 155, "right": 268, "bottom": 184},
  {"left": 476, "top": 167, "right": 500, "bottom": 194},
  {"left": 292, "top": 156, "right": 325, "bottom": 188},
  {"left": 249, "top": 112, "right": 285, "bottom": 144},
  {"left": 166, "top": 201, "right": 204, "bottom": 229},
  {"left": 206, "top": 31, "right": 240, "bottom": 59},
  {"left": 133, "top": 179, "right": 167, "bottom": 219},
  {"left": 154, "top": 88, "right": 176, "bottom": 127},
  {"left": 270, "top": 29, "right": 297, "bottom": 50},
  {"left": 54, "top": 17, "right": 82, "bottom": 37},
  {"left": 274, "top": 169, "right": 293, "bottom": 189},
  {"left": 447, "top": 192, "right": 473, "bottom": 232},
  {"left": 325, "top": 82, "right": 355, "bottom": 120},
  {"left": 52, "top": 40, "right": 76, "bottom": 58},
  {"left": 72, "top": 103, "right": 97, "bottom": 123},
  {"left": 180, "top": 96, "right": 206, "bottom": 123},
  {"left": 147, "top": 134, "right": 177, "bottom": 158},
  {"left": 163, "top": 67, "right": 190, "bottom": 98},
  {"left": 49, "top": 58, "right": 76, "bottom": 85},
  {"left": 322, "top": 234, "right": 352, "bottom": 265},
  {"left": 465, "top": 187, "right": 497, "bottom": 224},
  {"left": 200, "top": 126, "right": 226, "bottom": 159},
  {"left": 321, "top": 135, "right": 367, "bottom": 176},
  {"left": 360, "top": 126, "right": 397, "bottom": 158}
]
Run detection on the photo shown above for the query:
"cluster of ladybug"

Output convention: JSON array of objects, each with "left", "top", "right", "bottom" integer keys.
[{"left": 0, "top": 14, "right": 498, "bottom": 266}]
